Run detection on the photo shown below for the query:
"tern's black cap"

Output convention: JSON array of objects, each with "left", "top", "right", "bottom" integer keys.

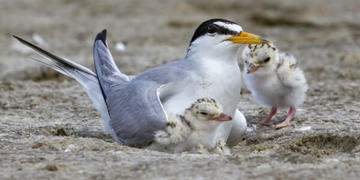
[{"left": 190, "top": 18, "right": 241, "bottom": 44}]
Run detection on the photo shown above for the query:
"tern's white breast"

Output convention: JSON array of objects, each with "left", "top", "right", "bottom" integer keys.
[{"left": 163, "top": 58, "right": 242, "bottom": 117}]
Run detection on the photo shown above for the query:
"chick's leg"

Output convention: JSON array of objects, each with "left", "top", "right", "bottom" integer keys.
[
  {"left": 259, "top": 107, "right": 277, "bottom": 125},
  {"left": 273, "top": 106, "right": 295, "bottom": 129}
]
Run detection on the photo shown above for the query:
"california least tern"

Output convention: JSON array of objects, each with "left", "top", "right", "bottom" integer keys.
[
  {"left": 242, "top": 43, "right": 308, "bottom": 129},
  {"left": 149, "top": 98, "right": 232, "bottom": 153},
  {"left": 14, "top": 18, "right": 269, "bottom": 147}
]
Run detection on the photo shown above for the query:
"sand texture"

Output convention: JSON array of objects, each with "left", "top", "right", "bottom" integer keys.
[{"left": 1, "top": 0, "right": 360, "bottom": 179}]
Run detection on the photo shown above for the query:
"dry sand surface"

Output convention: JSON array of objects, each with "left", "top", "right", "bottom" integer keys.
[{"left": 1, "top": 0, "right": 360, "bottom": 179}]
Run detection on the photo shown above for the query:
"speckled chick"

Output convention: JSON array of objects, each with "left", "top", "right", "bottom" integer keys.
[
  {"left": 242, "top": 43, "right": 308, "bottom": 128},
  {"left": 148, "top": 98, "right": 232, "bottom": 153}
]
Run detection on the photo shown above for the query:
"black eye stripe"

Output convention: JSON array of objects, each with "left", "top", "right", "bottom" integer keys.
[
  {"left": 190, "top": 19, "right": 240, "bottom": 44},
  {"left": 213, "top": 25, "right": 238, "bottom": 36},
  {"left": 207, "top": 24, "right": 217, "bottom": 34}
]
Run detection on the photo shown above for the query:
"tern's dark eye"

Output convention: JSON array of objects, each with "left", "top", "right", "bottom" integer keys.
[
  {"left": 263, "top": 57, "right": 271, "bottom": 63},
  {"left": 245, "top": 60, "right": 248, "bottom": 64},
  {"left": 207, "top": 24, "right": 217, "bottom": 34}
]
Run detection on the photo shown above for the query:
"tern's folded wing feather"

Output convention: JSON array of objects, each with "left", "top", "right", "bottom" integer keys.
[
  {"left": 93, "top": 29, "right": 130, "bottom": 99},
  {"left": 92, "top": 30, "right": 192, "bottom": 146},
  {"left": 107, "top": 80, "right": 169, "bottom": 147}
]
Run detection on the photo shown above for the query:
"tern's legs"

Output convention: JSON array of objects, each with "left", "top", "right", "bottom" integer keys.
[
  {"left": 259, "top": 107, "right": 277, "bottom": 125},
  {"left": 272, "top": 106, "right": 295, "bottom": 129}
]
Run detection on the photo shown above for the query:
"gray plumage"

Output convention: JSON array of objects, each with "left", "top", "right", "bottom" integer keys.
[
  {"left": 14, "top": 31, "right": 188, "bottom": 146},
  {"left": 93, "top": 30, "right": 198, "bottom": 146}
]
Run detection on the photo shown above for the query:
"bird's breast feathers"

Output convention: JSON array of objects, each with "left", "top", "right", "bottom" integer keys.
[{"left": 162, "top": 69, "right": 241, "bottom": 116}]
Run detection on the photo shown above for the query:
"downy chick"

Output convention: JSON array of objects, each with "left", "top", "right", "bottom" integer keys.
[
  {"left": 242, "top": 43, "right": 308, "bottom": 129},
  {"left": 148, "top": 98, "right": 232, "bottom": 154}
]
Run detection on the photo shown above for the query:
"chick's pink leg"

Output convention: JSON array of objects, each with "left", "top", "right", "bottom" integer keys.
[
  {"left": 273, "top": 106, "right": 295, "bottom": 129},
  {"left": 259, "top": 107, "right": 277, "bottom": 125}
]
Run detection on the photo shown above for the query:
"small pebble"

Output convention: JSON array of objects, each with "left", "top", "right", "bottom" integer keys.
[
  {"left": 64, "top": 144, "right": 76, "bottom": 152},
  {"left": 32, "top": 142, "right": 44, "bottom": 149},
  {"left": 115, "top": 42, "right": 127, "bottom": 52},
  {"left": 44, "top": 164, "right": 58, "bottom": 171},
  {"left": 246, "top": 124, "right": 257, "bottom": 133},
  {"left": 32, "top": 33, "right": 47, "bottom": 47},
  {"left": 296, "top": 126, "right": 312, "bottom": 132}
]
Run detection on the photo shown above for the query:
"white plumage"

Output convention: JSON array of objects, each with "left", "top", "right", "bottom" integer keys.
[{"left": 242, "top": 43, "right": 308, "bottom": 128}]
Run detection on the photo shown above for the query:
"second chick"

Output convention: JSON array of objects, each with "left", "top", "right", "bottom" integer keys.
[{"left": 242, "top": 43, "right": 308, "bottom": 129}]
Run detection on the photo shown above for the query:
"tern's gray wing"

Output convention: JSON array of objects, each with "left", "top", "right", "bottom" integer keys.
[
  {"left": 93, "top": 30, "right": 190, "bottom": 146},
  {"left": 93, "top": 30, "right": 130, "bottom": 98},
  {"left": 106, "top": 81, "right": 170, "bottom": 146}
]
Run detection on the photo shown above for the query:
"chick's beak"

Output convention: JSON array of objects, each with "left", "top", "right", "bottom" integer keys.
[
  {"left": 247, "top": 63, "right": 260, "bottom": 74},
  {"left": 213, "top": 113, "right": 232, "bottom": 122},
  {"left": 225, "top": 32, "right": 270, "bottom": 44}
]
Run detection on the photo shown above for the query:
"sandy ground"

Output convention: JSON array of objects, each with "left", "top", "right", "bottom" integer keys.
[{"left": 1, "top": 0, "right": 360, "bottom": 179}]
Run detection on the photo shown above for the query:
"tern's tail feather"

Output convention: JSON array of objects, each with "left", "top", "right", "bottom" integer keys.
[
  {"left": 93, "top": 29, "right": 130, "bottom": 100},
  {"left": 13, "top": 35, "right": 113, "bottom": 134}
]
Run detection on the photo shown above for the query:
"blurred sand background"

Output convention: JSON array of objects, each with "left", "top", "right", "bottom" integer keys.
[{"left": 1, "top": 0, "right": 360, "bottom": 179}]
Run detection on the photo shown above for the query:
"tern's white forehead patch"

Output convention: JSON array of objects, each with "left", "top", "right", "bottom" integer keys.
[{"left": 214, "top": 21, "right": 243, "bottom": 33}]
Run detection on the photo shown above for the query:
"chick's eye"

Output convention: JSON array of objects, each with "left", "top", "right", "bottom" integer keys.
[
  {"left": 244, "top": 60, "right": 248, "bottom": 64},
  {"left": 207, "top": 25, "right": 217, "bottom": 34},
  {"left": 263, "top": 57, "right": 271, "bottom": 63},
  {"left": 199, "top": 112, "right": 208, "bottom": 115}
]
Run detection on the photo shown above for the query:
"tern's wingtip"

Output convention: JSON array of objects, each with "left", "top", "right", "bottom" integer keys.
[
  {"left": 95, "top": 29, "right": 107, "bottom": 47},
  {"left": 11, "top": 34, "right": 22, "bottom": 41},
  {"left": 11, "top": 34, "right": 28, "bottom": 45}
]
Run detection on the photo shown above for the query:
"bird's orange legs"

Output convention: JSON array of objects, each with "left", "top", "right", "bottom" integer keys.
[
  {"left": 255, "top": 106, "right": 296, "bottom": 129},
  {"left": 272, "top": 106, "right": 295, "bottom": 129},
  {"left": 259, "top": 107, "right": 277, "bottom": 125}
]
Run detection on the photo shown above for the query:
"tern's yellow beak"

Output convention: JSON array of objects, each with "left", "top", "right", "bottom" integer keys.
[{"left": 224, "top": 32, "right": 270, "bottom": 44}]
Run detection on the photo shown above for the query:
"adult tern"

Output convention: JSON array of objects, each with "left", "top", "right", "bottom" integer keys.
[{"left": 14, "top": 18, "right": 269, "bottom": 147}]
